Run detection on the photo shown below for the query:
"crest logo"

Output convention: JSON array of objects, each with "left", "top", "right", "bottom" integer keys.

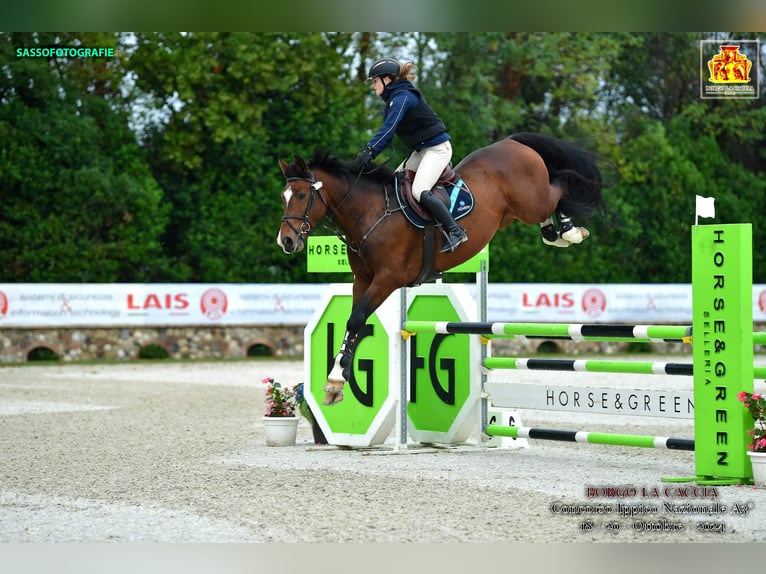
[
  {"left": 581, "top": 288, "right": 607, "bottom": 318},
  {"left": 701, "top": 40, "right": 759, "bottom": 99},
  {"left": 200, "top": 287, "right": 228, "bottom": 320},
  {"left": 708, "top": 45, "right": 752, "bottom": 83},
  {"left": 0, "top": 290, "right": 7, "bottom": 318}
]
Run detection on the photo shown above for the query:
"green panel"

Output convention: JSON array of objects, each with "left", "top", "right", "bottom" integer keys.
[
  {"left": 307, "top": 236, "right": 487, "bottom": 273},
  {"left": 309, "top": 294, "right": 389, "bottom": 434},
  {"left": 406, "top": 294, "right": 470, "bottom": 432},
  {"left": 306, "top": 237, "right": 349, "bottom": 273},
  {"left": 692, "top": 224, "right": 754, "bottom": 482}
]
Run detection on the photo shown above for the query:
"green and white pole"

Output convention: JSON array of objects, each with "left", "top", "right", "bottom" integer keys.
[
  {"left": 483, "top": 357, "right": 695, "bottom": 376},
  {"left": 404, "top": 321, "right": 693, "bottom": 342},
  {"left": 486, "top": 425, "right": 695, "bottom": 451}
]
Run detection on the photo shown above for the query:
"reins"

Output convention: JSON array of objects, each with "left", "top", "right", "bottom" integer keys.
[{"left": 282, "top": 165, "right": 403, "bottom": 255}]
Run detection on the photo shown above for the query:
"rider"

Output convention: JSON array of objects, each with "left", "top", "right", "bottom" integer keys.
[{"left": 359, "top": 57, "right": 468, "bottom": 253}]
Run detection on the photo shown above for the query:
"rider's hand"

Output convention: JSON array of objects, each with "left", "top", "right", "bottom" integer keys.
[{"left": 359, "top": 146, "right": 375, "bottom": 167}]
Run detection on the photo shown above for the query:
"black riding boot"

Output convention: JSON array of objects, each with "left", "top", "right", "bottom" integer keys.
[{"left": 419, "top": 190, "right": 468, "bottom": 253}]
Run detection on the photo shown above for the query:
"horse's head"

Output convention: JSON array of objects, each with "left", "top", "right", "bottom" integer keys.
[{"left": 276, "top": 155, "right": 328, "bottom": 254}]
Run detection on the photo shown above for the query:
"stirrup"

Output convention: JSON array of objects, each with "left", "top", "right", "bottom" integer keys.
[{"left": 440, "top": 227, "right": 468, "bottom": 253}]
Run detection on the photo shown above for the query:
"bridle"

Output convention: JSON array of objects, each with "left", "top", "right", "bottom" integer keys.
[
  {"left": 281, "top": 165, "right": 400, "bottom": 254},
  {"left": 280, "top": 173, "right": 328, "bottom": 244}
]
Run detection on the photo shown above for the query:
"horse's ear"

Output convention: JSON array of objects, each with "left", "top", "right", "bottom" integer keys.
[
  {"left": 293, "top": 155, "right": 309, "bottom": 175},
  {"left": 278, "top": 158, "right": 290, "bottom": 175}
]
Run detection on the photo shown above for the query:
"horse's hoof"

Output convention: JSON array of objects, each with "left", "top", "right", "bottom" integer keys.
[
  {"left": 323, "top": 379, "right": 344, "bottom": 405},
  {"left": 323, "top": 390, "right": 344, "bottom": 405},
  {"left": 561, "top": 226, "right": 588, "bottom": 244},
  {"left": 325, "top": 379, "right": 344, "bottom": 391},
  {"left": 542, "top": 236, "right": 572, "bottom": 248}
]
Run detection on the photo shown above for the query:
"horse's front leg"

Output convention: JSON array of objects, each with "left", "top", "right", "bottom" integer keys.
[
  {"left": 324, "top": 261, "right": 402, "bottom": 405},
  {"left": 324, "top": 297, "right": 371, "bottom": 405}
]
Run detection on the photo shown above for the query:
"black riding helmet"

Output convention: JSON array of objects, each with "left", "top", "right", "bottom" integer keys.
[{"left": 367, "top": 58, "right": 400, "bottom": 81}]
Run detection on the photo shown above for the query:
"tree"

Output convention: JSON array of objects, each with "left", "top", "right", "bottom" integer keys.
[
  {"left": 0, "top": 32, "right": 169, "bottom": 281},
  {"left": 129, "top": 32, "right": 368, "bottom": 281}
]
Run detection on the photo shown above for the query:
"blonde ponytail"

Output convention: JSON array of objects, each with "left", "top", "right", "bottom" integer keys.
[{"left": 399, "top": 61, "right": 418, "bottom": 82}]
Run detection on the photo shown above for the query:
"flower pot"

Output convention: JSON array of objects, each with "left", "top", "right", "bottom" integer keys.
[
  {"left": 747, "top": 451, "right": 766, "bottom": 487},
  {"left": 262, "top": 416, "right": 299, "bottom": 446}
]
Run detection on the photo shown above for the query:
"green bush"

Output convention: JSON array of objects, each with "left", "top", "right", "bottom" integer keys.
[
  {"left": 27, "top": 347, "right": 60, "bottom": 362},
  {"left": 138, "top": 343, "right": 169, "bottom": 360},
  {"left": 247, "top": 343, "right": 274, "bottom": 357},
  {"left": 625, "top": 341, "right": 654, "bottom": 354}
]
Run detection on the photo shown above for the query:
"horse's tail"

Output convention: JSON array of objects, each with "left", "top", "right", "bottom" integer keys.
[{"left": 508, "top": 132, "right": 608, "bottom": 220}]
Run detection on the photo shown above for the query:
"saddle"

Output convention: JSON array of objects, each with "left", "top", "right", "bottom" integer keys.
[
  {"left": 395, "top": 166, "right": 474, "bottom": 227},
  {"left": 393, "top": 166, "right": 475, "bottom": 288}
]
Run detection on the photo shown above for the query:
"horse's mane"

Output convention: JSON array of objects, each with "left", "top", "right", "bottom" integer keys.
[{"left": 308, "top": 150, "right": 395, "bottom": 185}]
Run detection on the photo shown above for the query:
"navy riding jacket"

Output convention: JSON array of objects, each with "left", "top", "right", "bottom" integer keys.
[{"left": 365, "top": 80, "right": 450, "bottom": 158}]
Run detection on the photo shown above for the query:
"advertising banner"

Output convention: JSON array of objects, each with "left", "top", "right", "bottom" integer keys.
[
  {"left": 0, "top": 284, "right": 324, "bottom": 327},
  {"left": 0, "top": 283, "right": 764, "bottom": 327}
]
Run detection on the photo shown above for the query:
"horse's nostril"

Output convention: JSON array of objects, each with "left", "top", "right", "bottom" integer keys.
[{"left": 282, "top": 237, "right": 293, "bottom": 251}]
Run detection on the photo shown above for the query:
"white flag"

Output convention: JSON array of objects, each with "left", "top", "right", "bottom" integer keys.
[{"left": 695, "top": 195, "right": 715, "bottom": 224}]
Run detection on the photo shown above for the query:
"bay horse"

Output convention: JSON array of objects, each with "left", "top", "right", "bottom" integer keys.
[{"left": 277, "top": 133, "right": 608, "bottom": 405}]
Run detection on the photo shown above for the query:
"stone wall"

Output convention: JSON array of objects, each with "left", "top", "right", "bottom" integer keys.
[
  {"left": 3, "top": 326, "right": 701, "bottom": 364},
  {"left": 0, "top": 325, "right": 304, "bottom": 363},
  {"left": 3, "top": 324, "right": 761, "bottom": 364}
]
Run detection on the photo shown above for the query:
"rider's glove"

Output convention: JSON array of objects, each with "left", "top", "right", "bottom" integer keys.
[{"left": 359, "top": 146, "right": 375, "bottom": 167}]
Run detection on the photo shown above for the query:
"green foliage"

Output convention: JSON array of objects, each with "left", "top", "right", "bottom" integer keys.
[
  {"left": 27, "top": 347, "right": 60, "bottom": 361},
  {"left": 128, "top": 32, "right": 367, "bottom": 281},
  {"left": 246, "top": 343, "right": 273, "bottom": 357},
  {"left": 0, "top": 32, "right": 170, "bottom": 282},
  {"left": 138, "top": 343, "right": 169, "bottom": 360}
]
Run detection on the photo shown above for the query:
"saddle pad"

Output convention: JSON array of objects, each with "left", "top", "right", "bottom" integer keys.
[{"left": 395, "top": 177, "right": 475, "bottom": 229}]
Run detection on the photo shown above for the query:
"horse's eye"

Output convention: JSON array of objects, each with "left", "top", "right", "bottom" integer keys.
[{"left": 297, "top": 192, "right": 306, "bottom": 200}]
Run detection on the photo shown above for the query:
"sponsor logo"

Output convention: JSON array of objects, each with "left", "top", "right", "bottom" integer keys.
[
  {"left": 582, "top": 288, "right": 607, "bottom": 318},
  {"left": 201, "top": 287, "right": 228, "bottom": 320},
  {"left": 127, "top": 292, "right": 190, "bottom": 315},
  {"left": 521, "top": 292, "right": 575, "bottom": 309},
  {"left": 701, "top": 40, "right": 759, "bottom": 99}
]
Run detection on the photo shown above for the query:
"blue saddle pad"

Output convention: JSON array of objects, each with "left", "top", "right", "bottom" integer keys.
[{"left": 395, "top": 176, "right": 474, "bottom": 229}]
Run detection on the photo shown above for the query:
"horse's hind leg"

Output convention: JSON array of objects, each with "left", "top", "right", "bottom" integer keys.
[
  {"left": 558, "top": 212, "right": 589, "bottom": 244},
  {"left": 540, "top": 212, "right": 590, "bottom": 247},
  {"left": 540, "top": 182, "right": 589, "bottom": 247}
]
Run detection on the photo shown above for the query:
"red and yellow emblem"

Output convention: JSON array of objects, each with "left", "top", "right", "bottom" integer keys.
[{"left": 707, "top": 45, "right": 752, "bottom": 83}]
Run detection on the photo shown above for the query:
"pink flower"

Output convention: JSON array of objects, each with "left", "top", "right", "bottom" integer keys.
[{"left": 261, "top": 376, "right": 297, "bottom": 418}]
